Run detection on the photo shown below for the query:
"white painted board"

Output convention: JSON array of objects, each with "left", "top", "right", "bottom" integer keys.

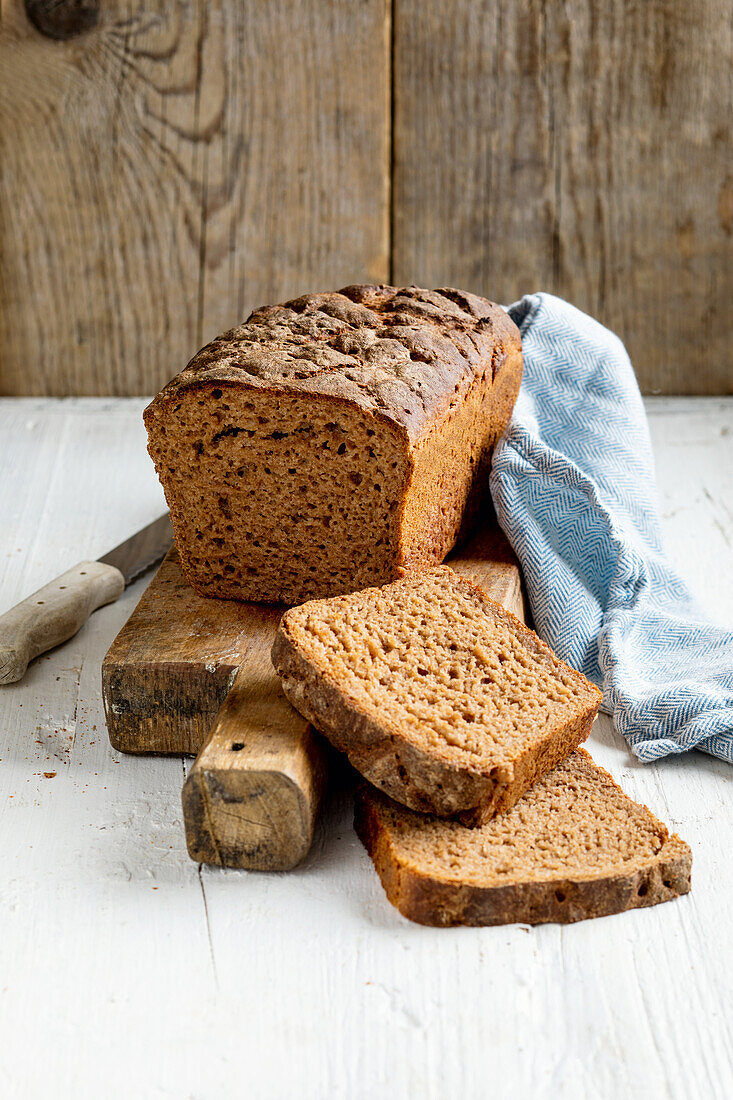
[{"left": 0, "top": 398, "right": 731, "bottom": 1100}]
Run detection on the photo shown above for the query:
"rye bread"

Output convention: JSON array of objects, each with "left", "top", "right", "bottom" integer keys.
[
  {"left": 271, "top": 567, "right": 602, "bottom": 825},
  {"left": 355, "top": 749, "right": 692, "bottom": 926},
  {"left": 143, "top": 285, "right": 522, "bottom": 605}
]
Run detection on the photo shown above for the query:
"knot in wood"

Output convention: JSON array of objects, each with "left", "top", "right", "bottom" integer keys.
[{"left": 25, "top": 0, "right": 100, "bottom": 40}]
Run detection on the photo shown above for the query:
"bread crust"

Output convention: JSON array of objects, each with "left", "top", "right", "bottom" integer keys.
[
  {"left": 146, "top": 284, "right": 522, "bottom": 445},
  {"left": 271, "top": 569, "right": 602, "bottom": 823},
  {"left": 355, "top": 754, "right": 693, "bottom": 927}
]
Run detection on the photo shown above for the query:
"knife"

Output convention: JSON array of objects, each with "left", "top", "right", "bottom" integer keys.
[{"left": 0, "top": 513, "right": 173, "bottom": 685}]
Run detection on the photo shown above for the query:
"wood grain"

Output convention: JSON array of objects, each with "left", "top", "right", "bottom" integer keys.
[
  {"left": 1, "top": 0, "right": 730, "bottom": 396},
  {"left": 0, "top": 0, "right": 389, "bottom": 395},
  {"left": 391, "top": 0, "right": 733, "bottom": 395},
  {"left": 102, "top": 547, "right": 273, "bottom": 754},
  {"left": 182, "top": 659, "right": 328, "bottom": 871},
  {"left": 447, "top": 523, "right": 526, "bottom": 622}
]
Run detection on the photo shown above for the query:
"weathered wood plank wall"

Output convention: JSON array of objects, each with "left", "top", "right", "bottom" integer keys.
[
  {"left": 0, "top": 0, "right": 390, "bottom": 395},
  {"left": 0, "top": 0, "right": 730, "bottom": 395},
  {"left": 392, "top": 0, "right": 732, "bottom": 395}
]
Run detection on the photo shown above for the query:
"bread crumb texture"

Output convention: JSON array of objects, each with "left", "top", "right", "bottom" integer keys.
[
  {"left": 144, "top": 285, "right": 522, "bottom": 604},
  {"left": 371, "top": 751, "right": 669, "bottom": 885},
  {"left": 356, "top": 749, "right": 692, "bottom": 926},
  {"left": 278, "top": 567, "right": 600, "bottom": 771}
]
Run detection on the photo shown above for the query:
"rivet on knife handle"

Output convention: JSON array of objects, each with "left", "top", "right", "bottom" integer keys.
[{"left": 0, "top": 561, "right": 125, "bottom": 685}]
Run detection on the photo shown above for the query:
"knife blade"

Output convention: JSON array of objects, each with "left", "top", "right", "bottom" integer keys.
[
  {"left": 0, "top": 513, "right": 174, "bottom": 685},
  {"left": 99, "top": 513, "right": 174, "bottom": 586}
]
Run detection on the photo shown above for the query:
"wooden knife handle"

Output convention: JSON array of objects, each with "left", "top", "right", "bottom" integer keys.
[
  {"left": 0, "top": 561, "right": 124, "bottom": 685},
  {"left": 182, "top": 660, "right": 328, "bottom": 871}
]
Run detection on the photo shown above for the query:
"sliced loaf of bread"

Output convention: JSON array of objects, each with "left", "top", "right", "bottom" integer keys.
[
  {"left": 271, "top": 567, "right": 602, "bottom": 825},
  {"left": 144, "top": 285, "right": 522, "bottom": 605},
  {"left": 355, "top": 749, "right": 692, "bottom": 926}
]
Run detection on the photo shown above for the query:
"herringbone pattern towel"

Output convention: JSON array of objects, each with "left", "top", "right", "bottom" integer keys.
[{"left": 491, "top": 293, "right": 733, "bottom": 763}]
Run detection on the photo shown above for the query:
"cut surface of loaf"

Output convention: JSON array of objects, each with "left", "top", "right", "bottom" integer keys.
[
  {"left": 144, "top": 285, "right": 522, "bottom": 605},
  {"left": 272, "top": 567, "right": 602, "bottom": 824},
  {"left": 355, "top": 749, "right": 692, "bottom": 926}
]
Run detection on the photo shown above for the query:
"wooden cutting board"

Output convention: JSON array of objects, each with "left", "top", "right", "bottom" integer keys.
[{"left": 102, "top": 524, "right": 525, "bottom": 870}]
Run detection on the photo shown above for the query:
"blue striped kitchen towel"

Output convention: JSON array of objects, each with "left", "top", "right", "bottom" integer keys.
[{"left": 490, "top": 293, "right": 733, "bottom": 763}]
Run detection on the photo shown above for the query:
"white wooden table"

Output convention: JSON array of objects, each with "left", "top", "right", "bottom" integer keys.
[{"left": 1, "top": 397, "right": 731, "bottom": 1100}]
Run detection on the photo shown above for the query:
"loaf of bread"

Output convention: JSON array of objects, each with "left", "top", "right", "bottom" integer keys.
[
  {"left": 355, "top": 749, "right": 692, "bottom": 926},
  {"left": 144, "top": 285, "right": 522, "bottom": 605},
  {"left": 271, "top": 567, "right": 602, "bottom": 825}
]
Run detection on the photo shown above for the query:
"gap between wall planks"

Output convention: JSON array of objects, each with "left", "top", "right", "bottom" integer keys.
[{"left": 0, "top": 0, "right": 730, "bottom": 397}]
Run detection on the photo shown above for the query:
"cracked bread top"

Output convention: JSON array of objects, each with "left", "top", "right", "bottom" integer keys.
[{"left": 147, "top": 285, "right": 522, "bottom": 443}]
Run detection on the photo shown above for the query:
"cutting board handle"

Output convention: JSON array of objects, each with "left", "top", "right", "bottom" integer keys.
[
  {"left": 182, "top": 662, "right": 328, "bottom": 871},
  {"left": 0, "top": 561, "right": 124, "bottom": 684}
]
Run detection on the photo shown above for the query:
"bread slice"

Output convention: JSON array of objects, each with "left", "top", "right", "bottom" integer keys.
[
  {"left": 271, "top": 567, "right": 602, "bottom": 825},
  {"left": 143, "top": 285, "right": 522, "bottom": 605},
  {"left": 355, "top": 749, "right": 692, "bottom": 926}
]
